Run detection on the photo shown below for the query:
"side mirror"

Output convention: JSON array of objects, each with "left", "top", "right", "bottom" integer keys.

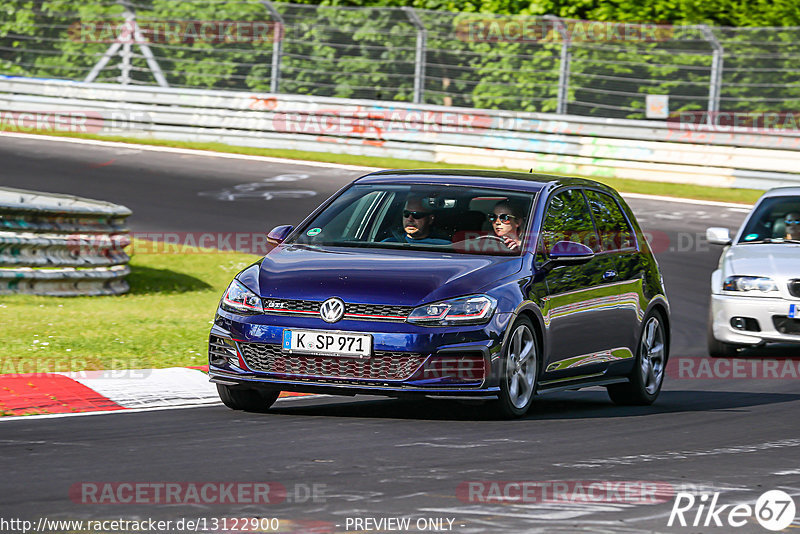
[
  {"left": 706, "top": 227, "right": 732, "bottom": 245},
  {"left": 267, "top": 225, "right": 293, "bottom": 246},
  {"left": 540, "top": 240, "right": 595, "bottom": 272}
]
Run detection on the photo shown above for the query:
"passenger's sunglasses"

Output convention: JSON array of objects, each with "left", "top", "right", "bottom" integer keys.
[
  {"left": 488, "top": 213, "right": 517, "bottom": 223},
  {"left": 786, "top": 220, "right": 800, "bottom": 225},
  {"left": 403, "top": 210, "right": 431, "bottom": 219}
]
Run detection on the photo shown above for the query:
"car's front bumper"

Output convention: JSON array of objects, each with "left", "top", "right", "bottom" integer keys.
[
  {"left": 711, "top": 293, "right": 800, "bottom": 345},
  {"left": 209, "top": 372, "right": 502, "bottom": 399},
  {"left": 207, "top": 309, "right": 513, "bottom": 398}
]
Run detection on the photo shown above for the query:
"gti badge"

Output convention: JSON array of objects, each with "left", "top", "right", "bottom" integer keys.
[{"left": 320, "top": 297, "right": 345, "bottom": 323}]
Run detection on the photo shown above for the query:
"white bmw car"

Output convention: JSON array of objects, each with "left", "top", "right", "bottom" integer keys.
[{"left": 707, "top": 187, "right": 800, "bottom": 357}]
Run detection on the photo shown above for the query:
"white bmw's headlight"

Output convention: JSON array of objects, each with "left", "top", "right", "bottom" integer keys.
[
  {"left": 221, "top": 280, "right": 263, "bottom": 313},
  {"left": 407, "top": 295, "right": 497, "bottom": 326},
  {"left": 723, "top": 276, "right": 778, "bottom": 294}
]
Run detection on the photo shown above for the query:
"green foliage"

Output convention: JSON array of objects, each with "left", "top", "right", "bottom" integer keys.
[
  {"left": 297, "top": 0, "right": 800, "bottom": 26},
  {"left": 2, "top": 0, "right": 800, "bottom": 117},
  {"left": 1, "top": 0, "right": 274, "bottom": 88},
  {"left": 272, "top": 4, "right": 417, "bottom": 99}
]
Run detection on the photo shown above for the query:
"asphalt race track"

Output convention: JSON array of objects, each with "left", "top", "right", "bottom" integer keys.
[{"left": 2, "top": 135, "right": 799, "bottom": 533}]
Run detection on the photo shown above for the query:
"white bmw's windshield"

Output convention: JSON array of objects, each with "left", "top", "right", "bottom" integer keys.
[{"left": 738, "top": 196, "right": 800, "bottom": 243}]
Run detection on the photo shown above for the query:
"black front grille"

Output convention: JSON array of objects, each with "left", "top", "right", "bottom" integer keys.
[
  {"left": 773, "top": 316, "right": 800, "bottom": 335},
  {"left": 238, "top": 342, "right": 426, "bottom": 381},
  {"left": 344, "top": 303, "right": 412, "bottom": 319},
  {"left": 261, "top": 298, "right": 411, "bottom": 321},
  {"left": 788, "top": 280, "right": 800, "bottom": 298}
]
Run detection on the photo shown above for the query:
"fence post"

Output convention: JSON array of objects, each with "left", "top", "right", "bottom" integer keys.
[
  {"left": 544, "top": 15, "right": 570, "bottom": 115},
  {"left": 700, "top": 25, "right": 723, "bottom": 126},
  {"left": 261, "top": 0, "right": 284, "bottom": 94},
  {"left": 402, "top": 7, "right": 427, "bottom": 104}
]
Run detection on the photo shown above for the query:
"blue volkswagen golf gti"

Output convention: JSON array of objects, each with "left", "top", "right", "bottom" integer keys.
[{"left": 208, "top": 170, "right": 670, "bottom": 417}]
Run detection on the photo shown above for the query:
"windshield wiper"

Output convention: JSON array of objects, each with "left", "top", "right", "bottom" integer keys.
[
  {"left": 739, "top": 239, "right": 774, "bottom": 244},
  {"left": 740, "top": 238, "right": 800, "bottom": 244}
]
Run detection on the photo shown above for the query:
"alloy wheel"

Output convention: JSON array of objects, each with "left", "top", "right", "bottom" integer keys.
[
  {"left": 640, "top": 316, "right": 665, "bottom": 395},
  {"left": 505, "top": 324, "right": 537, "bottom": 409}
]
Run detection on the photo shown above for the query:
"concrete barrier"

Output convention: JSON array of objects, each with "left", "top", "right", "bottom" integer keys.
[{"left": 0, "top": 186, "right": 131, "bottom": 296}]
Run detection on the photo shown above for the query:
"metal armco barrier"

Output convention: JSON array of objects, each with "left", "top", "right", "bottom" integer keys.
[
  {"left": 0, "top": 186, "right": 131, "bottom": 296},
  {"left": 2, "top": 76, "right": 800, "bottom": 190}
]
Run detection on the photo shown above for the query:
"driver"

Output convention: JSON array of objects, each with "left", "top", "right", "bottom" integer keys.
[
  {"left": 384, "top": 196, "right": 450, "bottom": 245},
  {"left": 786, "top": 212, "right": 800, "bottom": 240}
]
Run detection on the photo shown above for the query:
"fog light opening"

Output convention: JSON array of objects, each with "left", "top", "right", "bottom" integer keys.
[
  {"left": 417, "top": 354, "right": 487, "bottom": 383},
  {"left": 730, "top": 316, "right": 761, "bottom": 332}
]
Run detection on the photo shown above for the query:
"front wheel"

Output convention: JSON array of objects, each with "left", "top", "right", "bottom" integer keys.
[
  {"left": 493, "top": 316, "right": 539, "bottom": 418},
  {"left": 608, "top": 311, "right": 667, "bottom": 406},
  {"left": 217, "top": 384, "right": 280, "bottom": 412}
]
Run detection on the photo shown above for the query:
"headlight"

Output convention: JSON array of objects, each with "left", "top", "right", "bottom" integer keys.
[
  {"left": 723, "top": 276, "right": 778, "bottom": 294},
  {"left": 221, "top": 280, "right": 263, "bottom": 314},
  {"left": 407, "top": 295, "right": 497, "bottom": 326}
]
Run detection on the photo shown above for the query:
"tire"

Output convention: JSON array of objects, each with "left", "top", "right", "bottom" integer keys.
[
  {"left": 492, "top": 316, "right": 539, "bottom": 418},
  {"left": 707, "top": 307, "right": 740, "bottom": 358},
  {"left": 608, "top": 310, "right": 667, "bottom": 406},
  {"left": 217, "top": 384, "right": 280, "bottom": 412}
]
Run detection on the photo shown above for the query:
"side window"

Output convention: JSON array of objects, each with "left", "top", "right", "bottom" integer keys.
[
  {"left": 307, "top": 191, "right": 386, "bottom": 242},
  {"left": 538, "top": 189, "right": 599, "bottom": 259},
  {"left": 584, "top": 190, "right": 636, "bottom": 251}
]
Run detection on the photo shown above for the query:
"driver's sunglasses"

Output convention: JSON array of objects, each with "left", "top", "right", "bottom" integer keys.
[
  {"left": 403, "top": 210, "right": 431, "bottom": 219},
  {"left": 786, "top": 220, "right": 800, "bottom": 225},
  {"left": 488, "top": 213, "right": 516, "bottom": 223}
]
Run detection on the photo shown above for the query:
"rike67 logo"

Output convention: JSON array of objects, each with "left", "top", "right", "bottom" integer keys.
[{"left": 668, "top": 490, "right": 796, "bottom": 531}]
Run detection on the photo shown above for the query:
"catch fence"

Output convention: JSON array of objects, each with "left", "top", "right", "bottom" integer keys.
[{"left": 2, "top": 1, "right": 800, "bottom": 119}]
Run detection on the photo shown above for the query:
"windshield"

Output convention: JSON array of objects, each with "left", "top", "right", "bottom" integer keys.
[
  {"left": 288, "top": 183, "right": 537, "bottom": 255},
  {"left": 738, "top": 195, "right": 800, "bottom": 243}
]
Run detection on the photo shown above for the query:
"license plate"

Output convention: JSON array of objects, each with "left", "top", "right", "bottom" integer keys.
[
  {"left": 791, "top": 304, "right": 797, "bottom": 319},
  {"left": 282, "top": 329, "right": 372, "bottom": 359}
]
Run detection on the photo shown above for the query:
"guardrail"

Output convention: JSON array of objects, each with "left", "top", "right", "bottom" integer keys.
[
  {"left": 0, "top": 186, "right": 131, "bottom": 296},
  {"left": 2, "top": 76, "right": 800, "bottom": 190}
]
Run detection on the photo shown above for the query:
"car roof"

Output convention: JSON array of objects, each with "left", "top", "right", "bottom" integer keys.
[
  {"left": 761, "top": 187, "right": 800, "bottom": 199},
  {"left": 354, "top": 169, "right": 610, "bottom": 193}
]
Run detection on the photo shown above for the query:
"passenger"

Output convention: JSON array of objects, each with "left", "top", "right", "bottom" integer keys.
[
  {"left": 489, "top": 200, "right": 524, "bottom": 250},
  {"left": 785, "top": 212, "right": 800, "bottom": 240},
  {"left": 384, "top": 196, "right": 451, "bottom": 245}
]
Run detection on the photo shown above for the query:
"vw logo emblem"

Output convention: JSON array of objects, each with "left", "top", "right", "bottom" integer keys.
[{"left": 320, "top": 297, "right": 345, "bottom": 323}]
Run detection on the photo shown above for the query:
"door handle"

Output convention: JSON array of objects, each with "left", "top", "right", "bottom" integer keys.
[{"left": 603, "top": 270, "right": 618, "bottom": 281}]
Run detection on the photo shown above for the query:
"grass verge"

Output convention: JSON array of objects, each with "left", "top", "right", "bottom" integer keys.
[
  {"left": 0, "top": 239, "right": 258, "bottom": 372},
  {"left": 2, "top": 128, "right": 764, "bottom": 204}
]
